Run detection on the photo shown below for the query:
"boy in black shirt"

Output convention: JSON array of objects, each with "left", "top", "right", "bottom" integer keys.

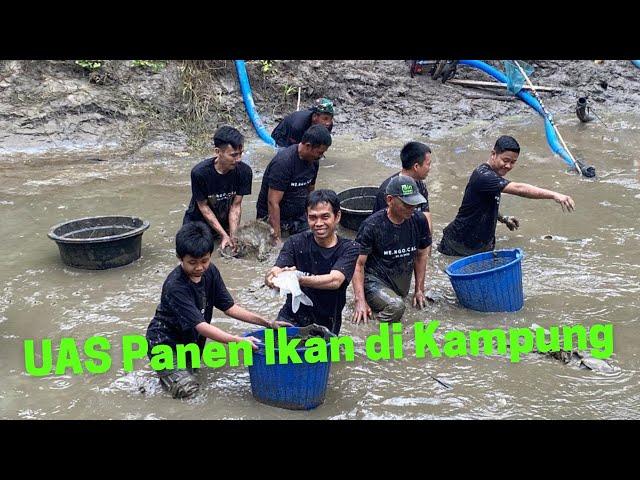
[
  {"left": 438, "top": 135, "right": 576, "bottom": 257},
  {"left": 264, "top": 189, "right": 360, "bottom": 335},
  {"left": 257, "top": 124, "right": 332, "bottom": 244},
  {"left": 146, "top": 222, "right": 290, "bottom": 399},
  {"left": 271, "top": 98, "right": 334, "bottom": 148},
  {"left": 183, "top": 126, "right": 252, "bottom": 254},
  {"left": 352, "top": 176, "right": 431, "bottom": 324}
]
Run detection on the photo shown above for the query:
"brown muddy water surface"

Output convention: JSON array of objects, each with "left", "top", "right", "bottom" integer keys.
[{"left": 1, "top": 113, "right": 639, "bottom": 419}]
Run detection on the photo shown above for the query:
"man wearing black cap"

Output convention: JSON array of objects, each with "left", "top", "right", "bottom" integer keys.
[
  {"left": 271, "top": 98, "right": 335, "bottom": 148},
  {"left": 438, "top": 135, "right": 576, "bottom": 257},
  {"left": 352, "top": 176, "right": 432, "bottom": 324}
]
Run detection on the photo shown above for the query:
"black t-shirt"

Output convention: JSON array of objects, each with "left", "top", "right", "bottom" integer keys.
[
  {"left": 183, "top": 158, "right": 253, "bottom": 229},
  {"left": 256, "top": 145, "right": 319, "bottom": 222},
  {"left": 271, "top": 109, "right": 334, "bottom": 148},
  {"left": 442, "top": 163, "right": 510, "bottom": 253},
  {"left": 146, "top": 264, "right": 235, "bottom": 353},
  {"left": 275, "top": 231, "right": 360, "bottom": 334},
  {"left": 373, "top": 172, "right": 430, "bottom": 213},
  {"left": 356, "top": 209, "right": 431, "bottom": 297}
]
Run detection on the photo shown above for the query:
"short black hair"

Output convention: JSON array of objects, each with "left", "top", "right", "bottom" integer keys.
[
  {"left": 213, "top": 126, "right": 244, "bottom": 150},
  {"left": 176, "top": 222, "right": 214, "bottom": 259},
  {"left": 301, "top": 124, "right": 332, "bottom": 147},
  {"left": 400, "top": 142, "right": 431, "bottom": 169},
  {"left": 306, "top": 189, "right": 340, "bottom": 215},
  {"left": 494, "top": 135, "right": 520, "bottom": 154}
]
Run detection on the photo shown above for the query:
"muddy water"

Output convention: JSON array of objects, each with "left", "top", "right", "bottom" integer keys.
[{"left": 1, "top": 113, "right": 639, "bottom": 419}]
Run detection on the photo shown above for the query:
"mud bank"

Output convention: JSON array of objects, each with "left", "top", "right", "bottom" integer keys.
[{"left": 1, "top": 60, "right": 639, "bottom": 158}]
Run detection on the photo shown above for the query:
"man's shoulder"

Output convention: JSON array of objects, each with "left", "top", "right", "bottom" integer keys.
[
  {"left": 191, "top": 157, "right": 213, "bottom": 175},
  {"left": 236, "top": 161, "right": 253, "bottom": 176},
  {"left": 163, "top": 265, "right": 189, "bottom": 292},
  {"left": 287, "top": 230, "right": 314, "bottom": 247},
  {"left": 361, "top": 209, "right": 386, "bottom": 228},
  {"left": 287, "top": 109, "right": 313, "bottom": 123},
  {"left": 272, "top": 145, "right": 298, "bottom": 163},
  {"left": 378, "top": 172, "right": 398, "bottom": 190}
]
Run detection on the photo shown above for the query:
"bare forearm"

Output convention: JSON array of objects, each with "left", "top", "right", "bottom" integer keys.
[
  {"left": 198, "top": 202, "right": 227, "bottom": 237},
  {"left": 228, "top": 203, "right": 242, "bottom": 238},
  {"left": 268, "top": 202, "right": 281, "bottom": 240},
  {"left": 195, "top": 322, "right": 243, "bottom": 344},
  {"left": 299, "top": 271, "right": 345, "bottom": 290},
  {"left": 414, "top": 250, "right": 428, "bottom": 293},
  {"left": 224, "top": 304, "right": 270, "bottom": 327},
  {"left": 505, "top": 182, "right": 557, "bottom": 200},
  {"left": 352, "top": 261, "right": 366, "bottom": 301}
]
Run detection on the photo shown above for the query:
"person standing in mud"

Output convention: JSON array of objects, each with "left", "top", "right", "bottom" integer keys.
[
  {"left": 146, "top": 222, "right": 291, "bottom": 399},
  {"left": 438, "top": 135, "right": 576, "bottom": 257},
  {"left": 183, "top": 126, "right": 252, "bottom": 254},
  {"left": 271, "top": 98, "right": 334, "bottom": 148},
  {"left": 264, "top": 189, "right": 360, "bottom": 335},
  {"left": 373, "top": 141, "right": 433, "bottom": 242},
  {"left": 352, "top": 176, "right": 431, "bottom": 324},
  {"left": 256, "top": 124, "right": 332, "bottom": 245}
]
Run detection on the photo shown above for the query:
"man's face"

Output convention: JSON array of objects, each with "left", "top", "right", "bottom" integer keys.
[
  {"left": 215, "top": 144, "right": 244, "bottom": 170},
  {"left": 180, "top": 253, "right": 211, "bottom": 282},
  {"left": 414, "top": 153, "right": 432, "bottom": 180},
  {"left": 386, "top": 195, "right": 416, "bottom": 220},
  {"left": 490, "top": 150, "right": 518, "bottom": 177},
  {"left": 312, "top": 113, "right": 334, "bottom": 130},
  {"left": 307, "top": 202, "right": 340, "bottom": 240},
  {"left": 299, "top": 143, "right": 328, "bottom": 162}
]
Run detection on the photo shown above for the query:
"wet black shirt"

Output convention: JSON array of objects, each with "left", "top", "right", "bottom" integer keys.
[
  {"left": 146, "top": 264, "right": 235, "bottom": 352},
  {"left": 356, "top": 209, "right": 431, "bottom": 297},
  {"left": 256, "top": 145, "right": 319, "bottom": 222},
  {"left": 373, "top": 172, "right": 430, "bottom": 213},
  {"left": 271, "top": 109, "right": 333, "bottom": 148},
  {"left": 183, "top": 158, "right": 253, "bottom": 229},
  {"left": 442, "top": 163, "right": 510, "bottom": 253},
  {"left": 274, "top": 231, "right": 360, "bottom": 334}
]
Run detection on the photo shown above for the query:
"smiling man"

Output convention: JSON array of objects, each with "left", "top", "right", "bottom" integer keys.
[
  {"left": 438, "top": 135, "right": 576, "bottom": 257},
  {"left": 183, "top": 126, "right": 252, "bottom": 253},
  {"left": 264, "top": 189, "right": 360, "bottom": 335}
]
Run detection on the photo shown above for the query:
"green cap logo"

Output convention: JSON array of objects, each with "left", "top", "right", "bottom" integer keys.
[{"left": 401, "top": 184, "right": 413, "bottom": 195}]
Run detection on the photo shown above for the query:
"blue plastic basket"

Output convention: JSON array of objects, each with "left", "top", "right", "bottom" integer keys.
[
  {"left": 243, "top": 327, "right": 331, "bottom": 410},
  {"left": 445, "top": 248, "right": 524, "bottom": 312}
]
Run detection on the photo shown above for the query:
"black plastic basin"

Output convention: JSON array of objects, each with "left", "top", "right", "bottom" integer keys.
[
  {"left": 48, "top": 215, "right": 150, "bottom": 270},
  {"left": 337, "top": 186, "right": 378, "bottom": 231}
]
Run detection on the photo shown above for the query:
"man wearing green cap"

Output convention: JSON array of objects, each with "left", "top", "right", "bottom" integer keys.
[
  {"left": 271, "top": 98, "right": 334, "bottom": 148},
  {"left": 352, "top": 176, "right": 432, "bottom": 324}
]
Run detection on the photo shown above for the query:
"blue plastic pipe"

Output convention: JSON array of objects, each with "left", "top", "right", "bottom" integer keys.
[
  {"left": 632, "top": 60, "right": 640, "bottom": 69},
  {"left": 458, "top": 60, "right": 575, "bottom": 169},
  {"left": 234, "top": 60, "right": 276, "bottom": 147}
]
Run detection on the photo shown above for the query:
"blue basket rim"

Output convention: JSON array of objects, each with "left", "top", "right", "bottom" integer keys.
[{"left": 445, "top": 248, "right": 524, "bottom": 278}]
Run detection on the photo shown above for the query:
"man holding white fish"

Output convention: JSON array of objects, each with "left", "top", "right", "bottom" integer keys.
[{"left": 264, "top": 190, "right": 360, "bottom": 335}]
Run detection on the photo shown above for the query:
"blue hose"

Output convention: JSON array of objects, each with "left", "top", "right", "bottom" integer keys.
[
  {"left": 632, "top": 60, "right": 640, "bottom": 69},
  {"left": 458, "top": 60, "right": 575, "bottom": 169},
  {"left": 234, "top": 60, "right": 276, "bottom": 147}
]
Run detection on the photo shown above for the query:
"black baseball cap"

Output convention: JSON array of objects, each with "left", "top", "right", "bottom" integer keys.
[{"left": 385, "top": 176, "right": 426, "bottom": 206}]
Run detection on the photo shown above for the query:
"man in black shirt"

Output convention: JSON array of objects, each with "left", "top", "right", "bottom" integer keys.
[
  {"left": 183, "top": 126, "right": 252, "bottom": 254},
  {"left": 438, "top": 135, "right": 576, "bottom": 257},
  {"left": 373, "top": 141, "right": 433, "bottom": 250},
  {"left": 257, "top": 124, "right": 332, "bottom": 244},
  {"left": 146, "top": 222, "right": 290, "bottom": 399},
  {"left": 264, "top": 190, "right": 360, "bottom": 335},
  {"left": 271, "top": 98, "right": 334, "bottom": 148},
  {"left": 352, "top": 176, "right": 432, "bottom": 324}
]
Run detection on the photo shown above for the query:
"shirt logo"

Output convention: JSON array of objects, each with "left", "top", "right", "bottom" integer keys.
[
  {"left": 290, "top": 179, "right": 313, "bottom": 188},
  {"left": 383, "top": 246, "right": 417, "bottom": 258}
]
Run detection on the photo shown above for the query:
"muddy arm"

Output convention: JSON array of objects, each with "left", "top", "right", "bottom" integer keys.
[
  {"left": 267, "top": 188, "right": 285, "bottom": 242},
  {"left": 228, "top": 195, "right": 243, "bottom": 241},
  {"left": 503, "top": 182, "right": 575, "bottom": 212},
  {"left": 299, "top": 270, "right": 346, "bottom": 290},
  {"left": 197, "top": 200, "right": 229, "bottom": 239}
]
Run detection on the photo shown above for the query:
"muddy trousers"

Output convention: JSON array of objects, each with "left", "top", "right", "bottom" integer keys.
[{"left": 364, "top": 278, "right": 406, "bottom": 323}]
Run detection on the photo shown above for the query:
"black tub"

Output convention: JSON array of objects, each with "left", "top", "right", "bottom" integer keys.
[
  {"left": 48, "top": 216, "right": 150, "bottom": 270},
  {"left": 337, "top": 186, "right": 378, "bottom": 231}
]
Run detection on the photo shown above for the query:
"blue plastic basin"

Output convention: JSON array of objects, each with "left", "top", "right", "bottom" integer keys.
[
  {"left": 445, "top": 248, "right": 524, "bottom": 312},
  {"left": 243, "top": 327, "right": 331, "bottom": 410}
]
